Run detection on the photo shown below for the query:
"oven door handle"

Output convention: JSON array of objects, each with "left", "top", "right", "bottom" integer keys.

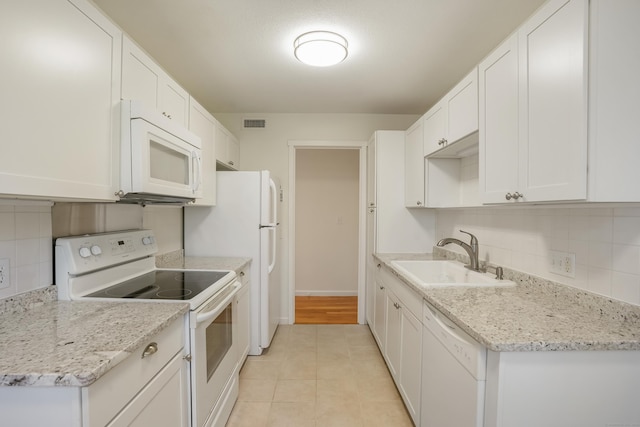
[{"left": 195, "top": 281, "right": 240, "bottom": 326}]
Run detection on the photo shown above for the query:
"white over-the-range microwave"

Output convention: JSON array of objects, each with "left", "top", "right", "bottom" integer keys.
[{"left": 118, "top": 100, "right": 203, "bottom": 204}]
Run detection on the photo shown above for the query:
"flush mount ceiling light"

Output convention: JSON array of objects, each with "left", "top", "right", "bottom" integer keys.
[{"left": 294, "top": 31, "right": 348, "bottom": 67}]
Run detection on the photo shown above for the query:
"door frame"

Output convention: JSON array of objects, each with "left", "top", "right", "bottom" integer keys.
[{"left": 287, "top": 140, "right": 368, "bottom": 324}]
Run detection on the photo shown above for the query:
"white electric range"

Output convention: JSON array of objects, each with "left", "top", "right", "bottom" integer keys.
[{"left": 55, "top": 229, "right": 241, "bottom": 427}]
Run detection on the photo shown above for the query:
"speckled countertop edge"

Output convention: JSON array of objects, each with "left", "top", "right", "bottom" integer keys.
[
  {"left": 375, "top": 251, "right": 640, "bottom": 352},
  {"left": 0, "top": 297, "right": 188, "bottom": 387}
]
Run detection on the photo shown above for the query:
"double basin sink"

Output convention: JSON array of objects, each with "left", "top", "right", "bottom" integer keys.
[{"left": 390, "top": 260, "right": 515, "bottom": 288}]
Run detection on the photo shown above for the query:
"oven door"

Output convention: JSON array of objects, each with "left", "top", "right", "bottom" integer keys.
[{"left": 190, "top": 280, "right": 240, "bottom": 427}]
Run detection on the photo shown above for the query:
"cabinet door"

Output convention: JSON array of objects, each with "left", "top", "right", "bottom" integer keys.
[
  {"left": 227, "top": 134, "right": 240, "bottom": 169},
  {"left": 159, "top": 80, "right": 189, "bottom": 127},
  {"left": 366, "top": 134, "right": 377, "bottom": 207},
  {"left": 0, "top": 0, "right": 121, "bottom": 201},
  {"left": 372, "top": 273, "right": 386, "bottom": 350},
  {"left": 446, "top": 68, "right": 479, "bottom": 143},
  {"left": 399, "top": 307, "right": 422, "bottom": 425},
  {"left": 122, "top": 36, "right": 160, "bottom": 109},
  {"left": 188, "top": 97, "right": 217, "bottom": 205},
  {"left": 106, "top": 354, "right": 188, "bottom": 427},
  {"left": 385, "top": 291, "right": 401, "bottom": 379},
  {"left": 215, "top": 123, "right": 229, "bottom": 167},
  {"left": 518, "top": 0, "right": 588, "bottom": 202},
  {"left": 423, "top": 101, "right": 447, "bottom": 156},
  {"left": 404, "top": 119, "right": 425, "bottom": 207},
  {"left": 479, "top": 34, "right": 520, "bottom": 204},
  {"left": 235, "top": 280, "right": 250, "bottom": 367}
]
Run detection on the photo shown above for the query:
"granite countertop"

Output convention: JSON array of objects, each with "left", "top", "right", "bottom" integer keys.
[
  {"left": 375, "top": 253, "right": 640, "bottom": 352},
  {"left": 0, "top": 296, "right": 188, "bottom": 387},
  {"left": 155, "top": 252, "right": 251, "bottom": 274}
]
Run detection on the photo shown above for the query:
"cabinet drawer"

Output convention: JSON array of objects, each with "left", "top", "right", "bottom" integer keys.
[
  {"left": 380, "top": 267, "right": 422, "bottom": 320},
  {"left": 83, "top": 318, "right": 185, "bottom": 427}
]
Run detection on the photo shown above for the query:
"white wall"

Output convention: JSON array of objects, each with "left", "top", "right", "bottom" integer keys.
[
  {"left": 295, "top": 149, "right": 360, "bottom": 295},
  {"left": 436, "top": 205, "right": 640, "bottom": 306},
  {"left": 0, "top": 201, "right": 53, "bottom": 299},
  {"left": 215, "top": 112, "right": 419, "bottom": 322},
  {"left": 142, "top": 206, "right": 183, "bottom": 255}
]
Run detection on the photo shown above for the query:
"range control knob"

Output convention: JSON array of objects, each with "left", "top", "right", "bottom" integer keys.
[
  {"left": 90, "top": 245, "right": 102, "bottom": 256},
  {"left": 142, "top": 236, "right": 154, "bottom": 245},
  {"left": 79, "top": 247, "right": 92, "bottom": 258}
]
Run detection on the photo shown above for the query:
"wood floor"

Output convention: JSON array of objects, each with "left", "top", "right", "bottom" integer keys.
[{"left": 295, "top": 296, "right": 358, "bottom": 324}]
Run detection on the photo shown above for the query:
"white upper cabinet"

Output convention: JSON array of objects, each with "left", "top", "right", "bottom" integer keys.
[
  {"left": 479, "top": 34, "right": 520, "bottom": 204},
  {"left": 0, "top": 0, "right": 122, "bottom": 201},
  {"left": 446, "top": 68, "right": 479, "bottom": 145},
  {"left": 215, "top": 123, "right": 240, "bottom": 170},
  {"left": 188, "top": 97, "right": 217, "bottom": 206},
  {"left": 424, "top": 68, "right": 479, "bottom": 157},
  {"left": 404, "top": 118, "right": 425, "bottom": 207},
  {"left": 587, "top": 0, "right": 640, "bottom": 202},
  {"left": 422, "top": 101, "right": 447, "bottom": 156},
  {"left": 480, "top": 0, "right": 588, "bottom": 204},
  {"left": 122, "top": 36, "right": 189, "bottom": 127},
  {"left": 518, "top": 0, "right": 588, "bottom": 203}
]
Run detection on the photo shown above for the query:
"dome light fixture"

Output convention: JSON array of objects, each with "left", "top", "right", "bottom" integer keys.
[{"left": 294, "top": 31, "right": 348, "bottom": 67}]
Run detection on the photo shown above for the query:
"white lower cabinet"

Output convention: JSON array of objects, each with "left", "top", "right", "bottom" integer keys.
[
  {"left": 374, "top": 266, "right": 422, "bottom": 426},
  {"left": 371, "top": 265, "right": 386, "bottom": 350},
  {"left": 484, "top": 350, "right": 640, "bottom": 427},
  {"left": 0, "top": 318, "right": 188, "bottom": 427},
  {"left": 235, "top": 268, "right": 251, "bottom": 369},
  {"left": 84, "top": 318, "right": 188, "bottom": 427}
]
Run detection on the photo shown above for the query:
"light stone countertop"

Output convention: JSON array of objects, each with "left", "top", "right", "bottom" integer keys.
[
  {"left": 0, "top": 292, "right": 188, "bottom": 387},
  {"left": 0, "top": 255, "right": 248, "bottom": 388},
  {"left": 375, "top": 252, "right": 640, "bottom": 352},
  {"left": 155, "top": 252, "right": 251, "bottom": 274}
]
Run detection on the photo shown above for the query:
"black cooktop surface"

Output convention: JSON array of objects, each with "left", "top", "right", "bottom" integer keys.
[{"left": 86, "top": 270, "right": 230, "bottom": 301}]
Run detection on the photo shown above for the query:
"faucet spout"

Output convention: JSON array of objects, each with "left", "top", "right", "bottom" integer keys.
[{"left": 436, "top": 230, "right": 481, "bottom": 271}]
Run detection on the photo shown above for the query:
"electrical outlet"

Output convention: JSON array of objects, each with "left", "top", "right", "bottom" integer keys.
[
  {"left": 549, "top": 251, "right": 575, "bottom": 278},
  {"left": 0, "top": 258, "right": 10, "bottom": 289}
]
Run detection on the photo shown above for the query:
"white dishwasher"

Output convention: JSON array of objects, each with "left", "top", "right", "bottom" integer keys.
[{"left": 421, "top": 301, "right": 487, "bottom": 427}]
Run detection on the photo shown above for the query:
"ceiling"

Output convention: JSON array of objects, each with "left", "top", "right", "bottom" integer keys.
[{"left": 93, "top": 0, "right": 546, "bottom": 115}]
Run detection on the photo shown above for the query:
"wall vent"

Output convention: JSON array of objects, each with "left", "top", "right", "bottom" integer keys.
[{"left": 243, "top": 119, "right": 266, "bottom": 129}]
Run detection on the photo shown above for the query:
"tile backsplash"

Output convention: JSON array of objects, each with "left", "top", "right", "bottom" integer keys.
[
  {"left": 436, "top": 205, "right": 640, "bottom": 306},
  {"left": 0, "top": 201, "right": 53, "bottom": 299}
]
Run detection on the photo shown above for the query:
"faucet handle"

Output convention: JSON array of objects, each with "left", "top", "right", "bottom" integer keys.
[{"left": 459, "top": 230, "right": 478, "bottom": 245}]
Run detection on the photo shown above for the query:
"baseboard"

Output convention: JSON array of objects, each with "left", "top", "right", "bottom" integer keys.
[{"left": 295, "top": 290, "right": 358, "bottom": 297}]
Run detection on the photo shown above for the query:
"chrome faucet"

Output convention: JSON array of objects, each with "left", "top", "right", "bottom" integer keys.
[{"left": 436, "top": 230, "right": 481, "bottom": 272}]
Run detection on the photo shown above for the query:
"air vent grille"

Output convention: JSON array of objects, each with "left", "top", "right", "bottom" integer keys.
[{"left": 243, "top": 119, "right": 266, "bottom": 128}]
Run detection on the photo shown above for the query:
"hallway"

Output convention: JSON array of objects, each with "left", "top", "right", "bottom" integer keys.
[{"left": 226, "top": 324, "right": 412, "bottom": 427}]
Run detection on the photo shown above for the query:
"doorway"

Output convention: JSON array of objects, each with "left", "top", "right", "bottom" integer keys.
[{"left": 288, "top": 141, "right": 367, "bottom": 325}]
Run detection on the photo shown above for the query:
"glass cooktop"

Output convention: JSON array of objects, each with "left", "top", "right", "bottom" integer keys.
[{"left": 86, "top": 270, "right": 230, "bottom": 301}]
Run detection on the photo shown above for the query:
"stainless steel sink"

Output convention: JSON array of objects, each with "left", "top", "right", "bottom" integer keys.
[{"left": 390, "top": 260, "right": 515, "bottom": 288}]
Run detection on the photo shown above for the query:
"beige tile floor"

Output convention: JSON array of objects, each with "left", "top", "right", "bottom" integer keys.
[{"left": 226, "top": 324, "right": 414, "bottom": 427}]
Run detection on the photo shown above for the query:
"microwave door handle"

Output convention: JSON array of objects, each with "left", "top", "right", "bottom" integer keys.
[{"left": 192, "top": 151, "right": 202, "bottom": 193}]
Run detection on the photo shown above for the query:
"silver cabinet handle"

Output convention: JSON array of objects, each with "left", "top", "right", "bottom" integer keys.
[
  {"left": 229, "top": 161, "right": 235, "bottom": 166},
  {"left": 506, "top": 192, "right": 524, "bottom": 201},
  {"left": 369, "top": 208, "right": 375, "bottom": 213},
  {"left": 379, "top": 285, "right": 385, "bottom": 290},
  {"left": 505, "top": 192, "right": 513, "bottom": 200},
  {"left": 376, "top": 264, "right": 381, "bottom": 268},
  {"left": 416, "top": 201, "right": 422, "bottom": 206},
  {"left": 141, "top": 342, "right": 158, "bottom": 359},
  {"left": 393, "top": 302, "right": 401, "bottom": 310},
  {"left": 114, "top": 190, "right": 125, "bottom": 197}
]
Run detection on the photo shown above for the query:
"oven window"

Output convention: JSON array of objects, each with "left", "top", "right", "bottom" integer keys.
[{"left": 206, "top": 302, "right": 233, "bottom": 381}]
